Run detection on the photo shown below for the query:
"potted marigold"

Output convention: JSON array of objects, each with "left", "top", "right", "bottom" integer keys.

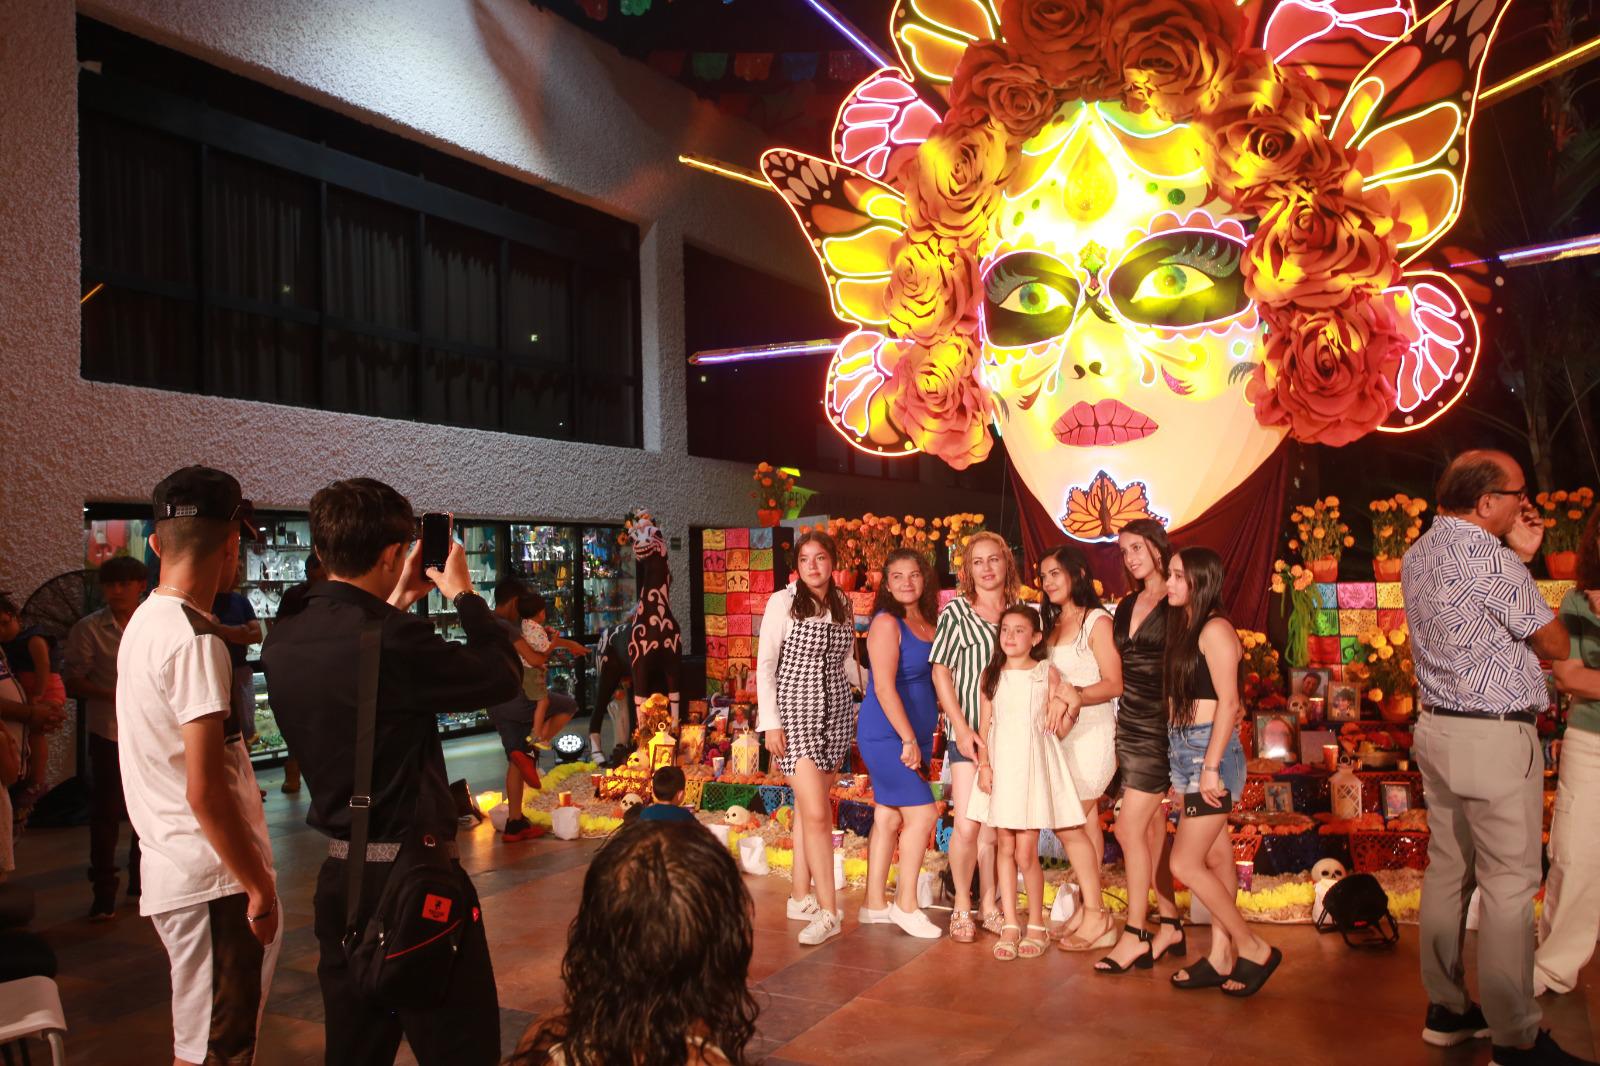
[
  {"left": 1271, "top": 560, "right": 1317, "bottom": 667},
  {"left": 1537, "top": 488, "right": 1594, "bottom": 580},
  {"left": 1344, "top": 625, "right": 1416, "bottom": 723},
  {"left": 858, "top": 513, "right": 896, "bottom": 588},
  {"left": 940, "top": 512, "right": 987, "bottom": 571},
  {"left": 1288, "top": 497, "right": 1353, "bottom": 583},
  {"left": 1368, "top": 494, "right": 1427, "bottom": 582},
  {"left": 750, "top": 462, "right": 810, "bottom": 527}
]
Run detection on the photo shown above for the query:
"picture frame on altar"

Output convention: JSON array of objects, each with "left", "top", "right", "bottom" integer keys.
[
  {"left": 1263, "top": 782, "right": 1294, "bottom": 813},
  {"left": 1381, "top": 782, "right": 1413, "bottom": 821},
  {"left": 1253, "top": 712, "right": 1300, "bottom": 761},
  {"left": 1327, "top": 683, "right": 1362, "bottom": 722},
  {"left": 1289, "top": 668, "right": 1330, "bottom": 702}
]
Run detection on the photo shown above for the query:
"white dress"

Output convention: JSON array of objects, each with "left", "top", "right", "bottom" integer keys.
[
  {"left": 966, "top": 662, "right": 1084, "bottom": 830},
  {"left": 1048, "top": 608, "right": 1118, "bottom": 800}
]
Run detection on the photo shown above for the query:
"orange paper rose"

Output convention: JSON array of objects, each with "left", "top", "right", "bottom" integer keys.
[
  {"left": 903, "top": 117, "right": 1015, "bottom": 250},
  {"left": 999, "top": 0, "right": 1113, "bottom": 97},
  {"left": 1201, "top": 55, "right": 1349, "bottom": 210},
  {"left": 950, "top": 42, "right": 1061, "bottom": 141},
  {"left": 1104, "top": 0, "right": 1243, "bottom": 121},
  {"left": 885, "top": 336, "right": 994, "bottom": 469},
  {"left": 1247, "top": 296, "right": 1414, "bottom": 446},
  {"left": 885, "top": 240, "right": 981, "bottom": 344},
  {"left": 1243, "top": 176, "right": 1403, "bottom": 309}
]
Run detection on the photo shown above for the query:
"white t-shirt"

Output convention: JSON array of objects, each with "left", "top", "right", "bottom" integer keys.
[
  {"left": 519, "top": 618, "right": 551, "bottom": 668},
  {"left": 116, "top": 594, "right": 274, "bottom": 916}
]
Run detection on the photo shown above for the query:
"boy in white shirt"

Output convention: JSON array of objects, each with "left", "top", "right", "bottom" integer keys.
[{"left": 117, "top": 466, "right": 278, "bottom": 1066}]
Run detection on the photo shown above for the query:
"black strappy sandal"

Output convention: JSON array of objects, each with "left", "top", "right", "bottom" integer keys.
[
  {"left": 1222, "top": 947, "right": 1283, "bottom": 998},
  {"left": 1153, "top": 916, "right": 1187, "bottom": 961},
  {"left": 1094, "top": 926, "right": 1153, "bottom": 974},
  {"left": 1171, "top": 957, "right": 1231, "bottom": 990}
]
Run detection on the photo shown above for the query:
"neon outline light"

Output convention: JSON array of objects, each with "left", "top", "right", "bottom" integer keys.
[
  {"left": 691, "top": 339, "right": 845, "bottom": 366},
  {"left": 677, "top": 154, "right": 768, "bottom": 189},
  {"left": 1263, "top": 0, "right": 1412, "bottom": 69},
  {"left": 1375, "top": 269, "right": 1479, "bottom": 433},
  {"left": 800, "top": 0, "right": 896, "bottom": 69},
  {"left": 1480, "top": 33, "right": 1600, "bottom": 105}
]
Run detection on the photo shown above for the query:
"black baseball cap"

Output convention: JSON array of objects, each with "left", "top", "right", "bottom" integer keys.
[{"left": 151, "top": 466, "right": 261, "bottom": 540}]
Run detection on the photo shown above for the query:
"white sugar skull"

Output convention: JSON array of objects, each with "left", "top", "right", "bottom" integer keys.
[
  {"left": 1312, "top": 858, "right": 1347, "bottom": 883},
  {"left": 620, "top": 793, "right": 644, "bottom": 811}
]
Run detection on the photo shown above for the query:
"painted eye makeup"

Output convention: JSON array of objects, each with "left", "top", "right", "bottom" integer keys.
[
  {"left": 1107, "top": 229, "right": 1249, "bottom": 329},
  {"left": 982, "top": 251, "right": 1083, "bottom": 348}
]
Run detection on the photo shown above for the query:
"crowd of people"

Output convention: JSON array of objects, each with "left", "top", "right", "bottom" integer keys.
[{"left": 3, "top": 446, "right": 1600, "bottom": 1065}]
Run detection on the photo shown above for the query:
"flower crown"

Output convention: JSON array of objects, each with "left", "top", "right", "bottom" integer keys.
[{"left": 878, "top": 0, "right": 1417, "bottom": 461}]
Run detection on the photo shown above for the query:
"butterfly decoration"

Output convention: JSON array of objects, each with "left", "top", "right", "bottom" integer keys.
[{"left": 1060, "top": 471, "right": 1164, "bottom": 541}]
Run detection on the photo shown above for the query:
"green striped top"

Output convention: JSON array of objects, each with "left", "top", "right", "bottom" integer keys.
[{"left": 929, "top": 595, "right": 999, "bottom": 730}]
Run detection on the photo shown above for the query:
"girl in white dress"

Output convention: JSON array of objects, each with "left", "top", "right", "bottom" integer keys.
[
  {"left": 1039, "top": 545, "right": 1124, "bottom": 954},
  {"left": 968, "top": 606, "right": 1082, "bottom": 961}
]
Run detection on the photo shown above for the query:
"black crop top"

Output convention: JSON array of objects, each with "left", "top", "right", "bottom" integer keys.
[{"left": 1192, "top": 649, "right": 1218, "bottom": 702}]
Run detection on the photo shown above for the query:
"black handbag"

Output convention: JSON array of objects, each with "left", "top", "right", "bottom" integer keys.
[{"left": 340, "top": 619, "right": 475, "bottom": 1009}]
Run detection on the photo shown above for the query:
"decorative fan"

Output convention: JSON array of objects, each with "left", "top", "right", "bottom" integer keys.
[{"left": 21, "top": 570, "right": 102, "bottom": 643}]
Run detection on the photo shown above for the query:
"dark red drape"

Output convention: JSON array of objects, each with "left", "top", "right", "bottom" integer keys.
[{"left": 1010, "top": 443, "right": 1294, "bottom": 630}]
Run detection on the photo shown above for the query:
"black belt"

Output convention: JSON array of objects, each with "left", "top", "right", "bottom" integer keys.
[{"left": 1425, "top": 706, "right": 1538, "bottom": 726}]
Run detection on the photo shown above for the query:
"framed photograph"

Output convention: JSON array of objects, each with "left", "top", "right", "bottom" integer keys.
[
  {"left": 1263, "top": 782, "right": 1295, "bottom": 813},
  {"left": 1381, "top": 782, "right": 1413, "bottom": 820},
  {"left": 1289, "top": 667, "right": 1331, "bottom": 702},
  {"left": 1253, "top": 712, "right": 1301, "bottom": 761},
  {"left": 1327, "top": 683, "right": 1362, "bottom": 722}
]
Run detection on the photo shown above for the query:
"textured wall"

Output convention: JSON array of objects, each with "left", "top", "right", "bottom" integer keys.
[{"left": 0, "top": 0, "right": 917, "bottom": 624}]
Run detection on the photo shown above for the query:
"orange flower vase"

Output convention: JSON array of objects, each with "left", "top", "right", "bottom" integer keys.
[
  {"left": 1380, "top": 694, "right": 1416, "bottom": 724},
  {"left": 1373, "top": 557, "right": 1403, "bottom": 583},
  {"left": 835, "top": 571, "right": 857, "bottom": 592},
  {"left": 866, "top": 568, "right": 884, "bottom": 592},
  {"left": 756, "top": 509, "right": 781, "bottom": 528},
  {"left": 1547, "top": 551, "right": 1578, "bottom": 581},
  {"left": 1310, "top": 558, "right": 1339, "bottom": 583}
]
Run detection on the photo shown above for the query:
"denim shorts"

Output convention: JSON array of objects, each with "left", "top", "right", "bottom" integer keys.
[{"left": 1167, "top": 722, "right": 1247, "bottom": 799}]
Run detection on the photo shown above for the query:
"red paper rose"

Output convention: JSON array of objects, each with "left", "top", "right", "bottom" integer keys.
[
  {"left": 999, "top": 0, "right": 1114, "bottom": 97},
  {"left": 902, "top": 117, "right": 1015, "bottom": 250},
  {"left": 884, "top": 239, "right": 981, "bottom": 344},
  {"left": 1200, "top": 55, "right": 1349, "bottom": 209},
  {"left": 1247, "top": 296, "right": 1414, "bottom": 446},
  {"left": 1243, "top": 174, "right": 1403, "bottom": 309},
  {"left": 886, "top": 336, "right": 994, "bottom": 469},
  {"left": 950, "top": 41, "right": 1062, "bottom": 141},
  {"left": 1104, "top": 0, "right": 1244, "bottom": 121}
]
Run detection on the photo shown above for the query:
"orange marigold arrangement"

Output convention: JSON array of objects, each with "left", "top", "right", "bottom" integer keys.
[
  {"left": 1368, "top": 493, "right": 1427, "bottom": 560},
  {"left": 1535, "top": 488, "right": 1595, "bottom": 554},
  {"left": 750, "top": 461, "right": 805, "bottom": 517},
  {"left": 876, "top": 0, "right": 1414, "bottom": 459},
  {"left": 1287, "top": 496, "right": 1352, "bottom": 562}
]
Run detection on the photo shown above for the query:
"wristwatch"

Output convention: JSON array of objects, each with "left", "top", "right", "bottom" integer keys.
[
  {"left": 1202, "top": 763, "right": 1221, "bottom": 773},
  {"left": 451, "top": 589, "right": 480, "bottom": 609}
]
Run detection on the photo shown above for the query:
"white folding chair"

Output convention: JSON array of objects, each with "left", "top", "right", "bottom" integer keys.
[{"left": 0, "top": 976, "right": 66, "bottom": 1066}]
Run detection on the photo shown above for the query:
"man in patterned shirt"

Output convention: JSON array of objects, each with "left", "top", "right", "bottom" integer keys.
[{"left": 1404, "top": 450, "right": 1585, "bottom": 1066}]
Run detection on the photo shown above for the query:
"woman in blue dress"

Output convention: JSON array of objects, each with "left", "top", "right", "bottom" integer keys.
[{"left": 857, "top": 547, "right": 944, "bottom": 939}]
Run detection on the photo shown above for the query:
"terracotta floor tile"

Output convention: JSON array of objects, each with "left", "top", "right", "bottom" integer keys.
[{"left": 756, "top": 959, "right": 889, "bottom": 1006}]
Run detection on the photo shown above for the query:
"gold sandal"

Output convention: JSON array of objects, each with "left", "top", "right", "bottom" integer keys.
[
  {"left": 993, "top": 924, "right": 1021, "bottom": 961},
  {"left": 981, "top": 909, "right": 1005, "bottom": 936},
  {"left": 950, "top": 909, "right": 977, "bottom": 943},
  {"left": 1019, "top": 924, "right": 1050, "bottom": 959},
  {"left": 1061, "top": 909, "right": 1120, "bottom": 952}
]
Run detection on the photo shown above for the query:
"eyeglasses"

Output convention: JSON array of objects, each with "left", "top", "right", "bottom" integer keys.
[{"left": 1483, "top": 487, "right": 1529, "bottom": 500}]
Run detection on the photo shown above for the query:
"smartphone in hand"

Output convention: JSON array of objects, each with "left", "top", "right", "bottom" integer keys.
[{"left": 420, "top": 512, "right": 453, "bottom": 572}]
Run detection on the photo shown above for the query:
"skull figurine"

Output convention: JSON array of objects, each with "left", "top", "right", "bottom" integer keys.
[
  {"left": 1288, "top": 693, "right": 1311, "bottom": 724},
  {"left": 1311, "top": 858, "right": 1347, "bottom": 883},
  {"left": 620, "top": 793, "right": 644, "bottom": 811}
]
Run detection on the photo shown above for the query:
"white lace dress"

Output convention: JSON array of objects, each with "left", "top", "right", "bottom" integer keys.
[
  {"left": 965, "top": 662, "right": 1083, "bottom": 830},
  {"left": 1048, "top": 608, "right": 1118, "bottom": 800}
]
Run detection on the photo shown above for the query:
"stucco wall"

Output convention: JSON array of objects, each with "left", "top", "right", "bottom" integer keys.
[{"left": 0, "top": 0, "right": 996, "bottom": 622}]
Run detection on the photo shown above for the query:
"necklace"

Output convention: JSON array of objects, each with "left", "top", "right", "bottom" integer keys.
[{"left": 155, "top": 584, "right": 204, "bottom": 611}]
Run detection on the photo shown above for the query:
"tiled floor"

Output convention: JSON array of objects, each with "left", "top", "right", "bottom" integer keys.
[{"left": 8, "top": 733, "right": 1600, "bottom": 1064}]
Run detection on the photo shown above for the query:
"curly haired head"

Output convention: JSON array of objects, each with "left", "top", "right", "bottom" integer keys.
[{"left": 510, "top": 821, "right": 759, "bottom": 1066}]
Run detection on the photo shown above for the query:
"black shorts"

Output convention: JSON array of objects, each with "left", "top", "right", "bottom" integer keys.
[{"left": 488, "top": 697, "right": 536, "bottom": 757}]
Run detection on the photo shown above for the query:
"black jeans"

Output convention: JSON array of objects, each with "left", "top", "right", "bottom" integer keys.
[
  {"left": 88, "top": 733, "right": 140, "bottom": 899},
  {"left": 313, "top": 855, "right": 500, "bottom": 1066},
  {"left": 587, "top": 649, "right": 633, "bottom": 743}
]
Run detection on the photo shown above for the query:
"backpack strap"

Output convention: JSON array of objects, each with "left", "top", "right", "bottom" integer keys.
[{"left": 344, "top": 618, "right": 384, "bottom": 936}]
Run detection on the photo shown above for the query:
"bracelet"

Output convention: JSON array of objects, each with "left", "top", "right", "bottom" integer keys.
[
  {"left": 901, "top": 738, "right": 916, "bottom": 747},
  {"left": 246, "top": 898, "right": 276, "bottom": 924},
  {"left": 1202, "top": 764, "right": 1221, "bottom": 773}
]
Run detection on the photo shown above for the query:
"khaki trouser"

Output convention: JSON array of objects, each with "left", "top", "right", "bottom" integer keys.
[
  {"left": 1537, "top": 728, "right": 1600, "bottom": 994},
  {"left": 1414, "top": 711, "right": 1543, "bottom": 1047}
]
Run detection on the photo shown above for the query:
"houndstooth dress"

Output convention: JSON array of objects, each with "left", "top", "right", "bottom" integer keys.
[{"left": 774, "top": 615, "right": 857, "bottom": 775}]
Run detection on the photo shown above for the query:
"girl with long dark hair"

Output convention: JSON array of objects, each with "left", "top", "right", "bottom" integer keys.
[
  {"left": 967, "top": 606, "right": 1082, "bottom": 960},
  {"left": 1037, "top": 544, "right": 1122, "bottom": 953},
  {"left": 756, "top": 531, "right": 864, "bottom": 946},
  {"left": 509, "top": 820, "right": 760, "bottom": 1065},
  {"left": 929, "top": 532, "right": 1018, "bottom": 942},
  {"left": 856, "top": 548, "right": 944, "bottom": 938},
  {"left": 1164, "top": 547, "right": 1282, "bottom": 996},
  {"left": 1095, "top": 519, "right": 1185, "bottom": 973}
]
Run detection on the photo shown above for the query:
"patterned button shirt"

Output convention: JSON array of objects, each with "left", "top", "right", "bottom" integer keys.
[
  {"left": 929, "top": 596, "right": 998, "bottom": 731},
  {"left": 1402, "top": 515, "right": 1554, "bottom": 716}
]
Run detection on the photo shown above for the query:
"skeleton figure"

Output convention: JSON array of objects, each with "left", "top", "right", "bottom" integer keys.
[{"left": 625, "top": 508, "right": 683, "bottom": 723}]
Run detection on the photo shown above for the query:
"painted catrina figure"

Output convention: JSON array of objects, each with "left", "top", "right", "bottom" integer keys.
[
  {"left": 624, "top": 509, "right": 683, "bottom": 722},
  {"left": 760, "top": 0, "right": 1511, "bottom": 544},
  {"left": 756, "top": 531, "right": 865, "bottom": 947}
]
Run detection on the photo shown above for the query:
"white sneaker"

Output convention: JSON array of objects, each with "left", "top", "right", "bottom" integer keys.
[
  {"left": 799, "top": 909, "right": 843, "bottom": 946},
  {"left": 858, "top": 905, "right": 892, "bottom": 924},
  {"left": 888, "top": 904, "right": 943, "bottom": 939},
  {"left": 787, "top": 893, "right": 821, "bottom": 921}
]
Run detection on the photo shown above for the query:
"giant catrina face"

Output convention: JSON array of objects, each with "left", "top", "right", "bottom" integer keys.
[{"left": 761, "top": 0, "right": 1509, "bottom": 538}]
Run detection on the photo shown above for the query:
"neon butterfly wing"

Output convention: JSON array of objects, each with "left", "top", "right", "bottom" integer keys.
[
  {"left": 892, "top": 0, "right": 1000, "bottom": 97},
  {"left": 1380, "top": 252, "right": 1497, "bottom": 432},
  {"left": 1061, "top": 471, "right": 1164, "bottom": 541},
  {"left": 1261, "top": 0, "right": 1413, "bottom": 99},
  {"left": 832, "top": 68, "right": 942, "bottom": 181},
  {"left": 760, "top": 149, "right": 905, "bottom": 329},
  {"left": 824, "top": 330, "right": 922, "bottom": 457},
  {"left": 1328, "top": 0, "right": 1517, "bottom": 265}
]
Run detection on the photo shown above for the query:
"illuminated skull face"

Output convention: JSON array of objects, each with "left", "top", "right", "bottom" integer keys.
[{"left": 981, "top": 102, "right": 1283, "bottom": 533}]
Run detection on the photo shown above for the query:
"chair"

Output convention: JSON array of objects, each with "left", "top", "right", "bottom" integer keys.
[{"left": 0, "top": 976, "right": 66, "bottom": 1065}]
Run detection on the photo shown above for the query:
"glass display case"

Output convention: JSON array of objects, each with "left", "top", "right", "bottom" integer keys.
[
  {"left": 424, "top": 521, "right": 504, "bottom": 640},
  {"left": 582, "top": 526, "right": 636, "bottom": 637},
  {"left": 238, "top": 512, "right": 313, "bottom": 762},
  {"left": 509, "top": 523, "right": 580, "bottom": 698}
]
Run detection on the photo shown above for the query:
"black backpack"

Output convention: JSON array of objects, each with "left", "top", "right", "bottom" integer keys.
[{"left": 1316, "top": 872, "right": 1399, "bottom": 948}]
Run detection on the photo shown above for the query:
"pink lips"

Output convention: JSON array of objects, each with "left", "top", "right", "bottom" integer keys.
[{"left": 1052, "top": 399, "right": 1158, "bottom": 447}]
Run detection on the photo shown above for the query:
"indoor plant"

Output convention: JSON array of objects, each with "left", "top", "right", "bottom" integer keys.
[
  {"left": 1537, "top": 488, "right": 1594, "bottom": 580},
  {"left": 1367, "top": 494, "right": 1427, "bottom": 582},
  {"left": 1288, "top": 497, "right": 1352, "bottom": 582}
]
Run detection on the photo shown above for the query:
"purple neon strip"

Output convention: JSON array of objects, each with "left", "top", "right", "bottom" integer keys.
[
  {"left": 798, "top": 0, "right": 895, "bottom": 68},
  {"left": 1451, "top": 232, "right": 1600, "bottom": 267},
  {"left": 692, "top": 342, "right": 839, "bottom": 365}
]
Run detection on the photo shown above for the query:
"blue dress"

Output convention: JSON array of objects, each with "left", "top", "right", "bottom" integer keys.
[{"left": 856, "top": 615, "right": 939, "bottom": 807}]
